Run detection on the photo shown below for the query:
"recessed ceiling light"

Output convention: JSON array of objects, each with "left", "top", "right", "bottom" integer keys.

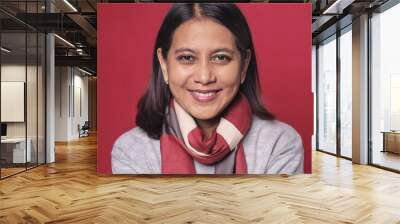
[
  {"left": 54, "top": 34, "right": 75, "bottom": 48},
  {"left": 322, "top": 0, "right": 355, "bottom": 15},
  {"left": 63, "top": 0, "right": 78, "bottom": 12},
  {"left": 78, "top": 67, "right": 93, "bottom": 76},
  {"left": 1, "top": 47, "right": 11, "bottom": 53}
]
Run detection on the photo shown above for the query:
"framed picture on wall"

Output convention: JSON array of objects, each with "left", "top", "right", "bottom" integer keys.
[
  {"left": 1, "top": 81, "right": 25, "bottom": 122},
  {"left": 98, "top": 3, "right": 313, "bottom": 175}
]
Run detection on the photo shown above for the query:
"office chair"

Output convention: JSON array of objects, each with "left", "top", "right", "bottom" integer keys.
[{"left": 79, "top": 121, "right": 90, "bottom": 138}]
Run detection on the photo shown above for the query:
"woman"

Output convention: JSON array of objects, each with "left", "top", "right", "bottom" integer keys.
[{"left": 112, "top": 3, "right": 303, "bottom": 174}]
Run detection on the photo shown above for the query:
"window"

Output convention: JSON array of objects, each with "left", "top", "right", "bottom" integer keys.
[
  {"left": 339, "top": 27, "right": 352, "bottom": 158},
  {"left": 317, "top": 35, "right": 337, "bottom": 154},
  {"left": 370, "top": 2, "right": 400, "bottom": 171}
]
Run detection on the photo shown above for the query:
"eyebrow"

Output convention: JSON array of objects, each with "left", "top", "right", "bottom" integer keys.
[
  {"left": 174, "top": 48, "right": 196, "bottom": 54},
  {"left": 211, "top": 48, "right": 235, "bottom": 55},
  {"left": 174, "top": 47, "right": 235, "bottom": 55}
]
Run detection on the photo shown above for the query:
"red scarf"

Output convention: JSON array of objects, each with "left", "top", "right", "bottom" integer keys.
[{"left": 160, "top": 93, "right": 252, "bottom": 174}]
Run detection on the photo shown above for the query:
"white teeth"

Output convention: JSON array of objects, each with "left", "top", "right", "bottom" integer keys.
[
  {"left": 191, "top": 91, "right": 218, "bottom": 100},
  {"left": 193, "top": 91, "right": 216, "bottom": 97}
]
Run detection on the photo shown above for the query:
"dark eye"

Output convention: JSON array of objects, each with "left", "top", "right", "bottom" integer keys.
[
  {"left": 177, "top": 55, "right": 195, "bottom": 63},
  {"left": 212, "top": 54, "right": 231, "bottom": 64}
]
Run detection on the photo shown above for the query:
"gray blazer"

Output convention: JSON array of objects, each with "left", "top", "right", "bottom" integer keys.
[{"left": 112, "top": 116, "right": 304, "bottom": 174}]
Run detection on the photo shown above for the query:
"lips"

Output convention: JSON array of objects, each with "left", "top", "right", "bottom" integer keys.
[{"left": 189, "top": 89, "right": 221, "bottom": 102}]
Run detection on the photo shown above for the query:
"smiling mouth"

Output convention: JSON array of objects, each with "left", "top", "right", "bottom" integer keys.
[{"left": 189, "top": 89, "right": 221, "bottom": 102}]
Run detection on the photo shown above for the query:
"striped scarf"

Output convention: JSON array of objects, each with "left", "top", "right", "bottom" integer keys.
[{"left": 160, "top": 93, "right": 252, "bottom": 174}]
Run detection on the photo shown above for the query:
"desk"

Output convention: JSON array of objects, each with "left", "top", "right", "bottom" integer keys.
[
  {"left": 1, "top": 138, "right": 32, "bottom": 163},
  {"left": 381, "top": 131, "right": 400, "bottom": 154}
]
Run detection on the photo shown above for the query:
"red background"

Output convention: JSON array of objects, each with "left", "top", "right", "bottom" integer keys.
[{"left": 98, "top": 3, "right": 312, "bottom": 174}]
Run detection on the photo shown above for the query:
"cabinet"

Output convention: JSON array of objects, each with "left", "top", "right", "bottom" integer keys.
[{"left": 382, "top": 132, "right": 400, "bottom": 154}]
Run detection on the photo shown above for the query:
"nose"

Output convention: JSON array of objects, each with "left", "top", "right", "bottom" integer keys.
[{"left": 193, "top": 60, "right": 216, "bottom": 85}]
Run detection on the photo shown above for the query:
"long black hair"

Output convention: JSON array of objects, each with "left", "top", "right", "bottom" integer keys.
[{"left": 136, "top": 3, "right": 274, "bottom": 139}]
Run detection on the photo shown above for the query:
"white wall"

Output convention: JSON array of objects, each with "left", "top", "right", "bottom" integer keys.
[
  {"left": 55, "top": 67, "right": 89, "bottom": 141},
  {"left": 1, "top": 64, "right": 40, "bottom": 137},
  {"left": 55, "top": 66, "right": 69, "bottom": 141}
]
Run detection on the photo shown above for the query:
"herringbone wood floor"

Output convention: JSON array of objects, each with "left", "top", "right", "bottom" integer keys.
[{"left": 1, "top": 134, "right": 400, "bottom": 224}]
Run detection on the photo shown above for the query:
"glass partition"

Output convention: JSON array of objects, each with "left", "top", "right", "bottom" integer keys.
[
  {"left": 27, "top": 30, "right": 38, "bottom": 169},
  {"left": 1, "top": 30, "right": 28, "bottom": 177},
  {"left": 0, "top": 1, "right": 46, "bottom": 179},
  {"left": 38, "top": 32, "right": 45, "bottom": 165}
]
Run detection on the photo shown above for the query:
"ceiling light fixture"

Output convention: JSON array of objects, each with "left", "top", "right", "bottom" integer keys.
[
  {"left": 54, "top": 34, "right": 75, "bottom": 48},
  {"left": 63, "top": 0, "right": 78, "bottom": 12},
  {"left": 76, "top": 48, "right": 85, "bottom": 56},
  {"left": 322, "top": 0, "right": 355, "bottom": 15},
  {"left": 78, "top": 67, "right": 93, "bottom": 76},
  {"left": 1, "top": 47, "right": 11, "bottom": 53}
]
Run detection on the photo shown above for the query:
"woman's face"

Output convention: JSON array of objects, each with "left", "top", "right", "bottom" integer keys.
[{"left": 157, "top": 18, "right": 250, "bottom": 121}]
